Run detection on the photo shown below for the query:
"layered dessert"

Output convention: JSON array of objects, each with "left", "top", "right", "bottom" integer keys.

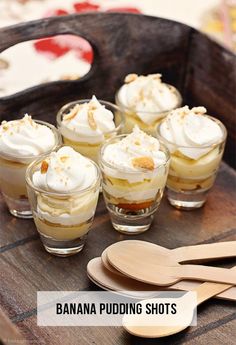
[
  {"left": 158, "top": 106, "right": 226, "bottom": 207},
  {"left": 26, "top": 146, "right": 100, "bottom": 255},
  {"left": 100, "top": 126, "right": 170, "bottom": 233},
  {"left": 57, "top": 96, "right": 123, "bottom": 163},
  {"left": 0, "top": 114, "right": 60, "bottom": 217},
  {"left": 116, "top": 73, "right": 182, "bottom": 136}
]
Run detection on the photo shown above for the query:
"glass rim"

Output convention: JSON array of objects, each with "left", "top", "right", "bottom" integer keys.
[
  {"left": 99, "top": 133, "right": 170, "bottom": 174},
  {"left": 26, "top": 151, "right": 101, "bottom": 197},
  {"left": 0, "top": 120, "right": 61, "bottom": 161},
  {"left": 56, "top": 98, "right": 125, "bottom": 135},
  {"left": 156, "top": 114, "right": 227, "bottom": 149},
  {"left": 115, "top": 83, "right": 182, "bottom": 115}
]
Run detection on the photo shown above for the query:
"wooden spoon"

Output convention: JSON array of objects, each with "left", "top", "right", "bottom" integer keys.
[
  {"left": 123, "top": 267, "right": 236, "bottom": 338},
  {"left": 101, "top": 239, "right": 236, "bottom": 274},
  {"left": 106, "top": 240, "right": 236, "bottom": 266},
  {"left": 87, "top": 257, "right": 236, "bottom": 301},
  {"left": 106, "top": 241, "right": 236, "bottom": 286}
]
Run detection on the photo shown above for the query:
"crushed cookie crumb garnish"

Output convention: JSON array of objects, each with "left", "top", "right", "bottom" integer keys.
[
  {"left": 63, "top": 104, "right": 80, "bottom": 121},
  {"left": 132, "top": 156, "right": 155, "bottom": 170},
  {"left": 2, "top": 124, "right": 9, "bottom": 131},
  {"left": 60, "top": 155, "right": 69, "bottom": 163},
  {"left": 88, "top": 110, "right": 97, "bottom": 130},
  {"left": 124, "top": 73, "right": 138, "bottom": 83},
  {"left": 41, "top": 160, "right": 49, "bottom": 174}
]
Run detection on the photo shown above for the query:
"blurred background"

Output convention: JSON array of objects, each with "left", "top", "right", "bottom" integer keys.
[{"left": 0, "top": 0, "right": 235, "bottom": 97}]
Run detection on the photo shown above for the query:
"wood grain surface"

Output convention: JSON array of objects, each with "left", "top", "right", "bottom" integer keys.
[
  {"left": 0, "top": 13, "right": 236, "bottom": 345},
  {"left": 0, "top": 163, "right": 236, "bottom": 345}
]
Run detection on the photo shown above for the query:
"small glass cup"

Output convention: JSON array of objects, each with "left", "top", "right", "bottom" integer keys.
[
  {"left": 115, "top": 86, "right": 182, "bottom": 136},
  {"left": 99, "top": 135, "right": 170, "bottom": 234},
  {"left": 26, "top": 155, "right": 101, "bottom": 256},
  {"left": 157, "top": 116, "right": 227, "bottom": 210},
  {"left": 0, "top": 122, "right": 61, "bottom": 218},
  {"left": 57, "top": 100, "right": 124, "bottom": 164}
]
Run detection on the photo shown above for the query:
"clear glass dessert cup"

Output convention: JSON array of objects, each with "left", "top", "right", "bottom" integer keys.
[
  {"left": 157, "top": 117, "right": 227, "bottom": 210},
  {"left": 26, "top": 156, "right": 101, "bottom": 257},
  {"left": 57, "top": 100, "right": 125, "bottom": 164},
  {"left": 99, "top": 135, "right": 170, "bottom": 234},
  {"left": 115, "top": 86, "right": 182, "bottom": 136},
  {"left": 0, "top": 122, "right": 61, "bottom": 218}
]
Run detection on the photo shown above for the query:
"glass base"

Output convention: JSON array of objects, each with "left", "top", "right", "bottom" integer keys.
[
  {"left": 3, "top": 193, "right": 32, "bottom": 218},
  {"left": 167, "top": 188, "right": 208, "bottom": 210},
  {"left": 40, "top": 234, "right": 87, "bottom": 257},
  {"left": 107, "top": 204, "right": 155, "bottom": 234},
  {"left": 10, "top": 209, "right": 33, "bottom": 219}
]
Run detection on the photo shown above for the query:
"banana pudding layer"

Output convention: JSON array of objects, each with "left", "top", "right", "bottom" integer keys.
[
  {"left": 0, "top": 114, "right": 58, "bottom": 199},
  {"left": 101, "top": 126, "right": 169, "bottom": 207},
  {"left": 158, "top": 106, "right": 226, "bottom": 191},
  {"left": 116, "top": 73, "right": 181, "bottom": 135},
  {"left": 31, "top": 146, "right": 100, "bottom": 240}
]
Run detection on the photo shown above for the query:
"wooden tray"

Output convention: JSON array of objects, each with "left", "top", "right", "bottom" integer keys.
[{"left": 0, "top": 13, "right": 235, "bottom": 345}]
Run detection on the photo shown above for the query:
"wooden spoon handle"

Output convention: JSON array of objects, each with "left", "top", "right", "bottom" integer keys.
[
  {"left": 176, "top": 264, "right": 236, "bottom": 284},
  {"left": 195, "top": 266, "right": 236, "bottom": 304},
  {"left": 174, "top": 241, "right": 236, "bottom": 263}
]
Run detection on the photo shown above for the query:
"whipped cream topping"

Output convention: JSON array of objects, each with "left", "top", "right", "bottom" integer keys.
[
  {"left": 60, "top": 96, "right": 116, "bottom": 144},
  {"left": 102, "top": 126, "right": 167, "bottom": 182},
  {"left": 117, "top": 74, "right": 180, "bottom": 125},
  {"left": 33, "top": 146, "right": 97, "bottom": 193},
  {"left": 0, "top": 114, "right": 56, "bottom": 160},
  {"left": 159, "top": 106, "right": 224, "bottom": 160}
]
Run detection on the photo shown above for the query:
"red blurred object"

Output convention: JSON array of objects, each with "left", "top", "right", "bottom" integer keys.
[
  {"left": 44, "top": 9, "right": 69, "bottom": 17},
  {"left": 34, "top": 38, "right": 70, "bottom": 58},
  {"left": 34, "top": 2, "right": 141, "bottom": 63},
  {"left": 106, "top": 7, "right": 141, "bottom": 14},
  {"left": 73, "top": 1, "right": 100, "bottom": 13}
]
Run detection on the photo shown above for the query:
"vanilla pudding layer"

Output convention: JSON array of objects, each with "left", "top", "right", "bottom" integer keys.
[
  {"left": 35, "top": 217, "right": 93, "bottom": 241},
  {"left": 168, "top": 147, "right": 223, "bottom": 191},
  {"left": 36, "top": 191, "right": 99, "bottom": 226},
  {"left": 0, "top": 156, "right": 28, "bottom": 198},
  {"left": 103, "top": 172, "right": 167, "bottom": 203},
  {"left": 63, "top": 133, "right": 115, "bottom": 163},
  {"left": 122, "top": 111, "right": 168, "bottom": 136},
  {"left": 35, "top": 190, "right": 99, "bottom": 240}
]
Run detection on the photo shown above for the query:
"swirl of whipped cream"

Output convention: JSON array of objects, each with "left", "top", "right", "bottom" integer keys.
[
  {"left": 159, "top": 106, "right": 224, "bottom": 160},
  {"left": 117, "top": 74, "right": 181, "bottom": 125},
  {"left": 33, "top": 146, "right": 97, "bottom": 193},
  {"left": 60, "top": 96, "right": 116, "bottom": 144},
  {"left": 102, "top": 126, "right": 167, "bottom": 182},
  {"left": 0, "top": 114, "right": 56, "bottom": 160}
]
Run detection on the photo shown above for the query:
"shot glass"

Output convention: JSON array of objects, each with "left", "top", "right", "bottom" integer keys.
[
  {"left": 57, "top": 100, "right": 124, "bottom": 163},
  {"left": 0, "top": 122, "right": 61, "bottom": 218},
  {"left": 99, "top": 135, "right": 170, "bottom": 234},
  {"left": 157, "top": 117, "right": 227, "bottom": 210},
  {"left": 115, "top": 86, "right": 182, "bottom": 136},
  {"left": 26, "top": 156, "right": 101, "bottom": 256}
]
